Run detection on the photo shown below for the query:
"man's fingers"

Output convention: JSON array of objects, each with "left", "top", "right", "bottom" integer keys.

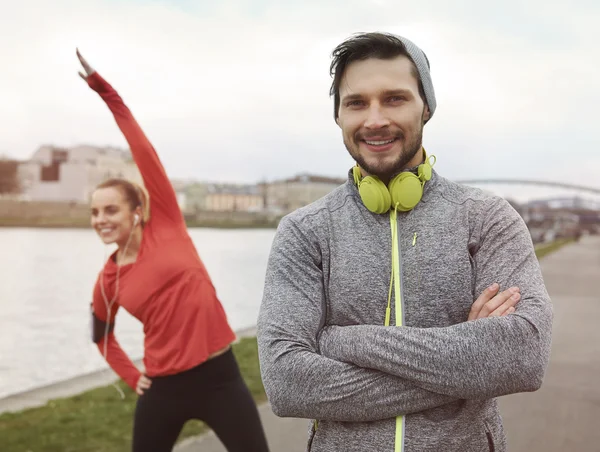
[
  {"left": 476, "top": 287, "right": 519, "bottom": 319},
  {"left": 477, "top": 289, "right": 517, "bottom": 319},
  {"left": 502, "top": 307, "right": 516, "bottom": 316},
  {"left": 489, "top": 294, "right": 520, "bottom": 317},
  {"left": 468, "top": 283, "right": 499, "bottom": 320}
]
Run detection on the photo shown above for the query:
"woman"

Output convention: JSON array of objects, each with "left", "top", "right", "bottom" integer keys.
[{"left": 79, "top": 49, "right": 270, "bottom": 452}]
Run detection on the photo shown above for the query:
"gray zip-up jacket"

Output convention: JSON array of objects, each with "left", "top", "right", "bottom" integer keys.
[{"left": 257, "top": 169, "right": 553, "bottom": 452}]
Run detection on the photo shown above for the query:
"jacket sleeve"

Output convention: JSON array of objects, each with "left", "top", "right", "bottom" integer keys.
[
  {"left": 86, "top": 72, "right": 185, "bottom": 232},
  {"left": 91, "top": 281, "right": 142, "bottom": 390},
  {"left": 257, "top": 215, "right": 460, "bottom": 422},
  {"left": 318, "top": 197, "right": 553, "bottom": 400}
]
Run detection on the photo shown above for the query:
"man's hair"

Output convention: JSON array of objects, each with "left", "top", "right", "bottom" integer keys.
[
  {"left": 95, "top": 178, "right": 150, "bottom": 225},
  {"left": 329, "top": 32, "right": 427, "bottom": 121}
]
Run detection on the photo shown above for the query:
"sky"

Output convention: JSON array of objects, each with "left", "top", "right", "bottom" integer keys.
[{"left": 1, "top": 0, "right": 599, "bottom": 203}]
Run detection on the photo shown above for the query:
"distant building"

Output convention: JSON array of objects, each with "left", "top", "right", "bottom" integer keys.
[
  {"left": 17, "top": 145, "right": 143, "bottom": 203},
  {"left": 204, "top": 183, "right": 264, "bottom": 212},
  {"left": 264, "top": 173, "right": 346, "bottom": 214},
  {"left": 0, "top": 157, "right": 22, "bottom": 199},
  {"left": 179, "top": 182, "right": 209, "bottom": 213},
  {"left": 170, "top": 179, "right": 191, "bottom": 213},
  {"left": 519, "top": 198, "right": 588, "bottom": 243}
]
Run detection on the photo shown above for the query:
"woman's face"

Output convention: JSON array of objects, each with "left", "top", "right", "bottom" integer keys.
[{"left": 90, "top": 187, "right": 136, "bottom": 246}]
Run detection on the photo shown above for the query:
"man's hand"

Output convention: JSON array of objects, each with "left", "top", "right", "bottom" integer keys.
[
  {"left": 468, "top": 283, "right": 520, "bottom": 320},
  {"left": 76, "top": 48, "right": 96, "bottom": 80}
]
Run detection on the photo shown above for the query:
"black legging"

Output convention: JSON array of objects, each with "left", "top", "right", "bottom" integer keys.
[{"left": 132, "top": 348, "right": 270, "bottom": 452}]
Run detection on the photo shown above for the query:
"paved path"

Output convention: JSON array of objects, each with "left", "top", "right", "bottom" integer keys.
[
  {"left": 174, "top": 404, "right": 308, "bottom": 452},
  {"left": 177, "top": 236, "right": 600, "bottom": 452},
  {"left": 498, "top": 236, "right": 600, "bottom": 451}
]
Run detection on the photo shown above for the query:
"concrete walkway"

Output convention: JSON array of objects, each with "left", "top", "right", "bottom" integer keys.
[
  {"left": 176, "top": 236, "right": 600, "bottom": 452},
  {"left": 174, "top": 404, "right": 308, "bottom": 452},
  {"left": 498, "top": 235, "right": 600, "bottom": 451}
]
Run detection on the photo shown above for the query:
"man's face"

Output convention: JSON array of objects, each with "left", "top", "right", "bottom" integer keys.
[{"left": 336, "top": 55, "right": 430, "bottom": 183}]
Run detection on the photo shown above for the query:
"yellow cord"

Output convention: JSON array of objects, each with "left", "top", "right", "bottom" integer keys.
[
  {"left": 386, "top": 208, "right": 398, "bottom": 326},
  {"left": 389, "top": 206, "right": 404, "bottom": 452}
]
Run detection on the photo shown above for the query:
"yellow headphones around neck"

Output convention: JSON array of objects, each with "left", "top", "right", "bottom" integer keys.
[{"left": 353, "top": 149, "right": 436, "bottom": 214}]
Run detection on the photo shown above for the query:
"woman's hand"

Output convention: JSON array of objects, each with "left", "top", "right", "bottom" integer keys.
[
  {"left": 136, "top": 375, "right": 152, "bottom": 395},
  {"left": 76, "top": 48, "right": 96, "bottom": 80}
]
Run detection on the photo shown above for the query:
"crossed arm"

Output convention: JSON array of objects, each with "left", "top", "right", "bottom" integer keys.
[
  {"left": 318, "top": 199, "right": 552, "bottom": 400},
  {"left": 257, "top": 216, "right": 459, "bottom": 423},
  {"left": 257, "top": 198, "right": 552, "bottom": 421}
]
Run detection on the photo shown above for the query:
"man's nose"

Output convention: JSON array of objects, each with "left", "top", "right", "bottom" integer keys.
[{"left": 364, "top": 104, "right": 391, "bottom": 129}]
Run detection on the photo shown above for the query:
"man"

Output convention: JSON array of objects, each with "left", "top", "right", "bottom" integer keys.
[{"left": 257, "top": 32, "right": 552, "bottom": 452}]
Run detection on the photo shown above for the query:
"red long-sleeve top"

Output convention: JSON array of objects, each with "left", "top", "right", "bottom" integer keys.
[{"left": 88, "top": 72, "right": 236, "bottom": 390}]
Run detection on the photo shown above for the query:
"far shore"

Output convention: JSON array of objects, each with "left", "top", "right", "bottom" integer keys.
[{"left": 0, "top": 217, "right": 280, "bottom": 229}]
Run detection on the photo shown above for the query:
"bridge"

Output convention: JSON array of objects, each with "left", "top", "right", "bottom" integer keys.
[
  {"left": 454, "top": 179, "right": 600, "bottom": 196},
  {"left": 456, "top": 178, "right": 600, "bottom": 244}
]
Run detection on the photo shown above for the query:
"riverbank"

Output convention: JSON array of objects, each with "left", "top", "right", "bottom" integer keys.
[
  {"left": 0, "top": 240, "right": 574, "bottom": 452},
  {"left": 0, "top": 199, "right": 281, "bottom": 229},
  {"left": 0, "top": 326, "right": 258, "bottom": 415},
  {"left": 0, "top": 217, "right": 279, "bottom": 229},
  {"left": 0, "top": 336, "right": 264, "bottom": 452}
]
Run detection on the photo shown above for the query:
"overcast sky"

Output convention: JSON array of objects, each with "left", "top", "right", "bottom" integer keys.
[{"left": 2, "top": 0, "right": 599, "bottom": 202}]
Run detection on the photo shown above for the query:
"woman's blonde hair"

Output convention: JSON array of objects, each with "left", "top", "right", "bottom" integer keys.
[{"left": 95, "top": 178, "right": 151, "bottom": 225}]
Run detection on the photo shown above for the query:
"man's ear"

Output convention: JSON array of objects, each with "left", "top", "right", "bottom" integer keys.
[{"left": 423, "top": 105, "right": 431, "bottom": 123}]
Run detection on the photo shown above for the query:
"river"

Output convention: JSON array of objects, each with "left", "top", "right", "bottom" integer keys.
[{"left": 0, "top": 227, "right": 276, "bottom": 399}]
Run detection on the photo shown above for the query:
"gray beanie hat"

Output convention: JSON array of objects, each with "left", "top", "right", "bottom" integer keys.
[{"left": 394, "top": 34, "right": 437, "bottom": 119}]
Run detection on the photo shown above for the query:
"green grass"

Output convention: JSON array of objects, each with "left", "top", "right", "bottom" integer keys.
[
  {"left": 0, "top": 338, "right": 266, "bottom": 452},
  {"left": 0, "top": 239, "right": 575, "bottom": 451},
  {"left": 534, "top": 237, "right": 575, "bottom": 260}
]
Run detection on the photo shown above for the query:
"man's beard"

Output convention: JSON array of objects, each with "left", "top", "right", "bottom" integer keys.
[{"left": 345, "top": 123, "right": 424, "bottom": 183}]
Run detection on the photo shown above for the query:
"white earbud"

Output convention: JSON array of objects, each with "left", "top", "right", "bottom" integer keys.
[{"left": 134, "top": 214, "right": 140, "bottom": 225}]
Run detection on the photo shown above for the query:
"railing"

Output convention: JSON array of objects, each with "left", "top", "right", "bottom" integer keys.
[{"left": 455, "top": 179, "right": 600, "bottom": 196}]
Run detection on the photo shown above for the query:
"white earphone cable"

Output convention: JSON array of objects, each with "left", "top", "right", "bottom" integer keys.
[{"left": 98, "top": 218, "right": 138, "bottom": 399}]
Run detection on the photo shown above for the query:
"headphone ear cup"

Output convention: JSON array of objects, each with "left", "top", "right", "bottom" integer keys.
[
  {"left": 389, "top": 172, "right": 423, "bottom": 211},
  {"left": 358, "top": 176, "right": 392, "bottom": 214},
  {"left": 418, "top": 161, "right": 432, "bottom": 181}
]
